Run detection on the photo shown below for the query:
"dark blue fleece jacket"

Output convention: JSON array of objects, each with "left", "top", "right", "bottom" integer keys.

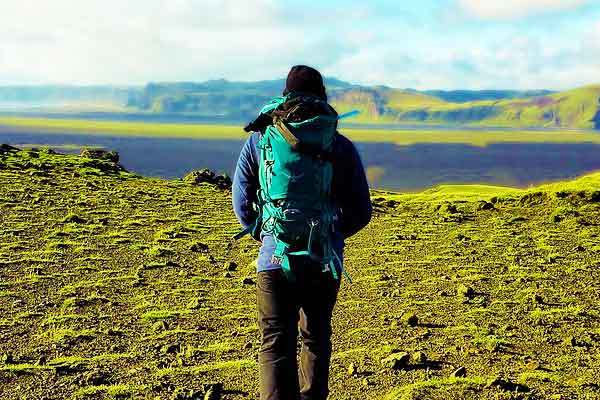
[{"left": 232, "top": 131, "right": 372, "bottom": 271}]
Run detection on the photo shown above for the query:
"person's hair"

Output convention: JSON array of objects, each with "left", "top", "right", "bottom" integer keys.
[{"left": 283, "top": 65, "right": 327, "bottom": 101}]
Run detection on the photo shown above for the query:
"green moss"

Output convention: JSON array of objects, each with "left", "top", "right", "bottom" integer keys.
[
  {"left": 530, "top": 306, "right": 583, "bottom": 325},
  {"left": 155, "top": 358, "right": 256, "bottom": 377},
  {"left": 146, "top": 246, "right": 175, "bottom": 257},
  {"left": 2, "top": 146, "right": 600, "bottom": 399},
  {"left": 49, "top": 353, "right": 132, "bottom": 366},
  {"left": 0, "top": 363, "right": 53, "bottom": 373},
  {"left": 42, "top": 313, "right": 89, "bottom": 326},
  {"left": 472, "top": 334, "right": 510, "bottom": 352},
  {"left": 518, "top": 370, "right": 561, "bottom": 384},
  {"left": 141, "top": 309, "right": 188, "bottom": 321}
]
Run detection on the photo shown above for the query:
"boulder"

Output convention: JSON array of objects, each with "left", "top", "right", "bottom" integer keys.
[
  {"left": 381, "top": 352, "right": 410, "bottom": 370},
  {"left": 152, "top": 321, "right": 169, "bottom": 332},
  {"left": 224, "top": 261, "right": 238, "bottom": 271},
  {"left": 457, "top": 284, "right": 475, "bottom": 299},
  {"left": 412, "top": 351, "right": 427, "bottom": 364},
  {"left": 172, "top": 387, "right": 203, "bottom": 400},
  {"left": 451, "top": 366, "right": 467, "bottom": 377},
  {"left": 189, "top": 242, "right": 209, "bottom": 253},
  {"left": 438, "top": 203, "right": 458, "bottom": 214},
  {"left": 485, "top": 377, "right": 529, "bottom": 393},
  {"left": 183, "top": 169, "right": 232, "bottom": 190},
  {"left": 401, "top": 312, "right": 419, "bottom": 327},
  {"left": 385, "top": 200, "right": 398, "bottom": 208},
  {"left": 213, "top": 174, "right": 232, "bottom": 190},
  {"left": 161, "top": 342, "right": 181, "bottom": 355},
  {"left": 478, "top": 201, "right": 494, "bottom": 211},
  {"left": 62, "top": 213, "right": 87, "bottom": 224},
  {"left": 0, "top": 352, "right": 14, "bottom": 364},
  {"left": 0, "top": 144, "right": 19, "bottom": 154},
  {"left": 184, "top": 168, "right": 215, "bottom": 184},
  {"left": 203, "top": 383, "right": 223, "bottom": 400},
  {"left": 242, "top": 277, "right": 255, "bottom": 286},
  {"left": 80, "top": 148, "right": 119, "bottom": 163}
]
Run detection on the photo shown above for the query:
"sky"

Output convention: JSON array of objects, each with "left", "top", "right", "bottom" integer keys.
[{"left": 0, "top": 0, "right": 599, "bottom": 90}]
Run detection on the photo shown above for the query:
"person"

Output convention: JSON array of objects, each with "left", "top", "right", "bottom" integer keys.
[{"left": 232, "top": 65, "right": 372, "bottom": 400}]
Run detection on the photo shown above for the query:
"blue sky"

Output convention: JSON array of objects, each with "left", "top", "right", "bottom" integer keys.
[{"left": 1, "top": 0, "right": 599, "bottom": 89}]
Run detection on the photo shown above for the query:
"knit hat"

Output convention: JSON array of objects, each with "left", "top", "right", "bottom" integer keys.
[{"left": 283, "top": 65, "right": 327, "bottom": 100}]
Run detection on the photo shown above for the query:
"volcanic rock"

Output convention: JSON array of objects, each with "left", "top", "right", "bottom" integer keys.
[{"left": 80, "top": 148, "right": 119, "bottom": 163}]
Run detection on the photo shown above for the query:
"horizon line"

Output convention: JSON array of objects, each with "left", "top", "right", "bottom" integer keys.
[{"left": 1, "top": 77, "right": 598, "bottom": 93}]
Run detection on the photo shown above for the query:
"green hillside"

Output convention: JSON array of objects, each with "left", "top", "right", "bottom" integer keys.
[
  {"left": 126, "top": 79, "right": 600, "bottom": 129},
  {"left": 1, "top": 145, "right": 600, "bottom": 399},
  {"left": 126, "top": 78, "right": 355, "bottom": 120},
  {"left": 127, "top": 79, "right": 600, "bottom": 129},
  {"left": 331, "top": 85, "right": 600, "bottom": 129},
  {"left": 129, "top": 79, "right": 600, "bottom": 128},
  {"left": 485, "top": 85, "right": 600, "bottom": 128},
  {"left": 330, "top": 87, "right": 447, "bottom": 124},
  {"left": 1, "top": 80, "right": 599, "bottom": 129}
]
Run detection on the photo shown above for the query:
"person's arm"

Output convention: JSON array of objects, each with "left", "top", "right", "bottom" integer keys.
[
  {"left": 232, "top": 134, "right": 259, "bottom": 229},
  {"left": 333, "top": 136, "right": 372, "bottom": 238}
]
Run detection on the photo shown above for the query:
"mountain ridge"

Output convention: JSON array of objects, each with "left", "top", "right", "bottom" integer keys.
[{"left": 0, "top": 79, "right": 598, "bottom": 129}]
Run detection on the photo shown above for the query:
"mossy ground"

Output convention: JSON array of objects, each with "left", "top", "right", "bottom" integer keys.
[{"left": 1, "top": 147, "right": 600, "bottom": 399}]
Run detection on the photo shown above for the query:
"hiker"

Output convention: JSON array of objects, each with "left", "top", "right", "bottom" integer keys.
[{"left": 232, "top": 65, "right": 372, "bottom": 400}]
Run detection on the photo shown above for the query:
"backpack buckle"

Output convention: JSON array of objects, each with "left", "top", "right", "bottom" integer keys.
[
  {"left": 271, "top": 255, "right": 283, "bottom": 265},
  {"left": 308, "top": 218, "right": 320, "bottom": 228}
]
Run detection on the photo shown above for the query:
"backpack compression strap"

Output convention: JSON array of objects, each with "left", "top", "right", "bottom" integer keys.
[{"left": 273, "top": 240, "right": 295, "bottom": 281}]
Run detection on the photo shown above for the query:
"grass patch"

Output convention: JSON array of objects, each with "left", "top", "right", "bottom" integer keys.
[
  {"left": 0, "top": 363, "right": 53, "bottom": 374},
  {"left": 49, "top": 353, "right": 132, "bottom": 366},
  {"left": 141, "top": 309, "right": 189, "bottom": 321},
  {"left": 146, "top": 246, "right": 175, "bottom": 257},
  {"left": 42, "top": 313, "right": 89, "bottom": 326},
  {"left": 530, "top": 306, "right": 583, "bottom": 325}
]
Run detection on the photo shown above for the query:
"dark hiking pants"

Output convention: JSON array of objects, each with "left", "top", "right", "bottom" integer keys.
[{"left": 257, "top": 258, "right": 340, "bottom": 400}]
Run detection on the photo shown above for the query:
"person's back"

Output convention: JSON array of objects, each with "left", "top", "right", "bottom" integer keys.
[{"left": 232, "top": 65, "right": 372, "bottom": 400}]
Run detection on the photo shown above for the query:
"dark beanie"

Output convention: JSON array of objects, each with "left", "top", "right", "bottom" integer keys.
[{"left": 283, "top": 65, "right": 327, "bottom": 100}]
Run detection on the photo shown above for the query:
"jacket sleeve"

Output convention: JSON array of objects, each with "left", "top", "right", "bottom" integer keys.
[
  {"left": 333, "top": 136, "right": 373, "bottom": 238},
  {"left": 232, "top": 134, "right": 259, "bottom": 228}
]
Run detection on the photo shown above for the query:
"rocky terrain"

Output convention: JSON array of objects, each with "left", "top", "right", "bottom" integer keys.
[{"left": 1, "top": 145, "right": 600, "bottom": 399}]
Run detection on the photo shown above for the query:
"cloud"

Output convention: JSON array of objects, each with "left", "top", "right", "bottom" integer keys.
[
  {"left": 0, "top": 1, "right": 598, "bottom": 89},
  {"left": 0, "top": 0, "right": 351, "bottom": 85},
  {"left": 458, "top": 0, "right": 589, "bottom": 20},
  {"left": 324, "top": 20, "right": 600, "bottom": 91}
]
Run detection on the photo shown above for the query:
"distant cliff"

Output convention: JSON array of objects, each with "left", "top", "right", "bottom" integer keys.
[
  {"left": 1, "top": 80, "right": 599, "bottom": 129},
  {"left": 127, "top": 79, "right": 599, "bottom": 129},
  {"left": 125, "top": 78, "right": 354, "bottom": 120},
  {"left": 330, "top": 85, "right": 600, "bottom": 129}
]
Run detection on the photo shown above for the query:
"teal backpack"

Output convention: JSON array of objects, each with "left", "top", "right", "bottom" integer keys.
[{"left": 235, "top": 93, "right": 353, "bottom": 282}]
